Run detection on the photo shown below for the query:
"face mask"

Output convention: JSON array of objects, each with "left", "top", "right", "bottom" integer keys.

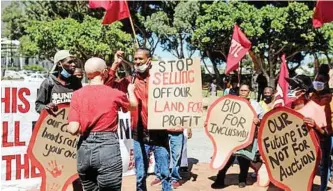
[
  {"left": 134, "top": 60, "right": 150, "bottom": 73},
  {"left": 60, "top": 66, "right": 72, "bottom": 78},
  {"left": 312, "top": 81, "right": 325, "bottom": 91},
  {"left": 264, "top": 95, "right": 272, "bottom": 103}
]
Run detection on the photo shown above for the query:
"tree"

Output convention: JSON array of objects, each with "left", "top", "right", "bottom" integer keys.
[
  {"left": 2, "top": 1, "right": 134, "bottom": 71},
  {"left": 143, "top": 1, "right": 200, "bottom": 59},
  {"left": 1, "top": 2, "right": 26, "bottom": 40},
  {"left": 21, "top": 16, "right": 133, "bottom": 64},
  {"left": 192, "top": 1, "right": 333, "bottom": 87}
]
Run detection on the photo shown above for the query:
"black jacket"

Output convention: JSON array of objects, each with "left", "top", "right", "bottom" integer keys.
[{"left": 35, "top": 74, "right": 82, "bottom": 113}]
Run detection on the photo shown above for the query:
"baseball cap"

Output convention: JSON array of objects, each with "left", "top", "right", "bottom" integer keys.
[
  {"left": 54, "top": 50, "right": 73, "bottom": 64},
  {"left": 285, "top": 74, "right": 312, "bottom": 91}
]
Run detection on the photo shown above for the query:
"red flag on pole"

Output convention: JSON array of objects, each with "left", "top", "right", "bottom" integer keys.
[
  {"left": 273, "top": 54, "right": 291, "bottom": 108},
  {"left": 312, "top": 0, "right": 333, "bottom": 28},
  {"left": 89, "top": 0, "right": 130, "bottom": 25},
  {"left": 225, "top": 25, "right": 251, "bottom": 74}
]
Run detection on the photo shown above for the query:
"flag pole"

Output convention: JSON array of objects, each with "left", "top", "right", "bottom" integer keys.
[
  {"left": 238, "top": 60, "right": 242, "bottom": 85},
  {"left": 129, "top": 16, "right": 139, "bottom": 49},
  {"left": 125, "top": 0, "right": 139, "bottom": 50}
]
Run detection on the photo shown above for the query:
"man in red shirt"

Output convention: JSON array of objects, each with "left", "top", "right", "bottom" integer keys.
[
  {"left": 105, "top": 48, "right": 172, "bottom": 191},
  {"left": 67, "top": 57, "right": 138, "bottom": 191}
]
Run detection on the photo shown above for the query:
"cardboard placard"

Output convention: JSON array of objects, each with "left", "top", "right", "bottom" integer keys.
[
  {"left": 258, "top": 107, "right": 320, "bottom": 191},
  {"left": 205, "top": 95, "right": 256, "bottom": 169},
  {"left": 27, "top": 104, "right": 78, "bottom": 191},
  {"left": 148, "top": 58, "right": 203, "bottom": 130}
]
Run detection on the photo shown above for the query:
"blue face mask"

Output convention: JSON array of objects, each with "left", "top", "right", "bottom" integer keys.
[{"left": 60, "top": 67, "right": 72, "bottom": 78}]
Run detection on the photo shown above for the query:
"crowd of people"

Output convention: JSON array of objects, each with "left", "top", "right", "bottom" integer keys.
[
  {"left": 209, "top": 64, "right": 333, "bottom": 191},
  {"left": 35, "top": 49, "right": 191, "bottom": 191},
  {"left": 35, "top": 49, "right": 333, "bottom": 191}
]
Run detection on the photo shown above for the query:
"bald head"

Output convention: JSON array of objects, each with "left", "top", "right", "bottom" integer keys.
[{"left": 84, "top": 57, "right": 107, "bottom": 80}]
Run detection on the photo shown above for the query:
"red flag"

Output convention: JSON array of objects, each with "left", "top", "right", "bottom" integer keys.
[
  {"left": 89, "top": 0, "right": 130, "bottom": 25},
  {"left": 225, "top": 25, "right": 251, "bottom": 74},
  {"left": 312, "top": 0, "right": 333, "bottom": 28},
  {"left": 273, "top": 54, "right": 291, "bottom": 108}
]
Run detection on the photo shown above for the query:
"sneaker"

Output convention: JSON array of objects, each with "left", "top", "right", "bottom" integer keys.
[
  {"left": 238, "top": 182, "right": 246, "bottom": 188},
  {"left": 150, "top": 178, "right": 161, "bottom": 186},
  {"left": 211, "top": 182, "right": 225, "bottom": 189},
  {"left": 172, "top": 181, "right": 181, "bottom": 189}
]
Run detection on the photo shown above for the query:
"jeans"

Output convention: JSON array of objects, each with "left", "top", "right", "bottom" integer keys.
[
  {"left": 328, "top": 137, "right": 333, "bottom": 181},
  {"left": 133, "top": 139, "right": 171, "bottom": 191},
  {"left": 320, "top": 136, "right": 332, "bottom": 191},
  {"left": 77, "top": 132, "right": 122, "bottom": 191},
  {"left": 169, "top": 132, "right": 184, "bottom": 182}
]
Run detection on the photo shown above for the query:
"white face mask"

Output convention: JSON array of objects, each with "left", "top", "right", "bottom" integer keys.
[
  {"left": 312, "top": 81, "right": 325, "bottom": 91},
  {"left": 134, "top": 62, "right": 149, "bottom": 73}
]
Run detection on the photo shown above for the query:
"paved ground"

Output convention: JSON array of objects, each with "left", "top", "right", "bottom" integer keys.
[{"left": 122, "top": 128, "right": 333, "bottom": 191}]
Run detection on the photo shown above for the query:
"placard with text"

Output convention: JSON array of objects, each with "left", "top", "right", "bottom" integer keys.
[
  {"left": 258, "top": 107, "right": 320, "bottom": 191},
  {"left": 205, "top": 95, "right": 256, "bottom": 170},
  {"left": 27, "top": 104, "right": 78, "bottom": 191},
  {"left": 148, "top": 58, "right": 203, "bottom": 130}
]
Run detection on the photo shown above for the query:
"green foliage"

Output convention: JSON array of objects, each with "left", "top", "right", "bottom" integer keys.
[
  {"left": 144, "top": 1, "right": 200, "bottom": 58},
  {"left": 22, "top": 16, "right": 132, "bottom": 63},
  {"left": 1, "top": 2, "right": 26, "bottom": 39},
  {"left": 3, "top": 1, "right": 133, "bottom": 64},
  {"left": 192, "top": 1, "right": 333, "bottom": 86},
  {"left": 23, "top": 64, "right": 45, "bottom": 72}
]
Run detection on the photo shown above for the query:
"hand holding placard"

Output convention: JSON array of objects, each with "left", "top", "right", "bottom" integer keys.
[
  {"left": 27, "top": 104, "right": 79, "bottom": 191},
  {"left": 258, "top": 107, "right": 320, "bottom": 191},
  {"left": 205, "top": 95, "right": 256, "bottom": 169}
]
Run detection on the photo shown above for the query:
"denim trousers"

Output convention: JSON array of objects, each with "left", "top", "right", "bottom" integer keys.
[
  {"left": 77, "top": 132, "right": 122, "bottom": 191},
  {"left": 155, "top": 132, "right": 184, "bottom": 183},
  {"left": 168, "top": 132, "right": 184, "bottom": 182},
  {"left": 320, "top": 136, "right": 332, "bottom": 191},
  {"left": 133, "top": 139, "right": 172, "bottom": 191}
]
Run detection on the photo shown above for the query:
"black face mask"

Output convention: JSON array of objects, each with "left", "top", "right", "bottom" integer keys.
[{"left": 264, "top": 95, "right": 272, "bottom": 103}]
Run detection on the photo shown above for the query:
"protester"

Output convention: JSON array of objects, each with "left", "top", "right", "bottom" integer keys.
[
  {"left": 211, "top": 84, "right": 264, "bottom": 189},
  {"left": 259, "top": 86, "right": 274, "bottom": 111},
  {"left": 225, "top": 79, "right": 239, "bottom": 96},
  {"left": 304, "top": 65, "right": 332, "bottom": 191},
  {"left": 285, "top": 74, "right": 313, "bottom": 110},
  {"left": 34, "top": 50, "right": 82, "bottom": 190},
  {"left": 287, "top": 67, "right": 332, "bottom": 191},
  {"left": 208, "top": 79, "right": 217, "bottom": 96},
  {"left": 105, "top": 48, "right": 172, "bottom": 191},
  {"left": 35, "top": 50, "right": 82, "bottom": 113},
  {"left": 67, "top": 57, "right": 137, "bottom": 191},
  {"left": 256, "top": 72, "right": 268, "bottom": 102},
  {"left": 252, "top": 86, "right": 274, "bottom": 183}
]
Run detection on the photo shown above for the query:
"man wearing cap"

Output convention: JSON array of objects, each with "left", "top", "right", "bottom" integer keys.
[
  {"left": 35, "top": 50, "right": 82, "bottom": 113},
  {"left": 35, "top": 50, "right": 82, "bottom": 190}
]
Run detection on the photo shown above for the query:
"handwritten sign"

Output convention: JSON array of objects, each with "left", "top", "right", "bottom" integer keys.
[
  {"left": 148, "top": 58, "right": 203, "bottom": 130},
  {"left": 205, "top": 95, "right": 256, "bottom": 169},
  {"left": 27, "top": 104, "right": 78, "bottom": 191},
  {"left": 258, "top": 107, "right": 320, "bottom": 191}
]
